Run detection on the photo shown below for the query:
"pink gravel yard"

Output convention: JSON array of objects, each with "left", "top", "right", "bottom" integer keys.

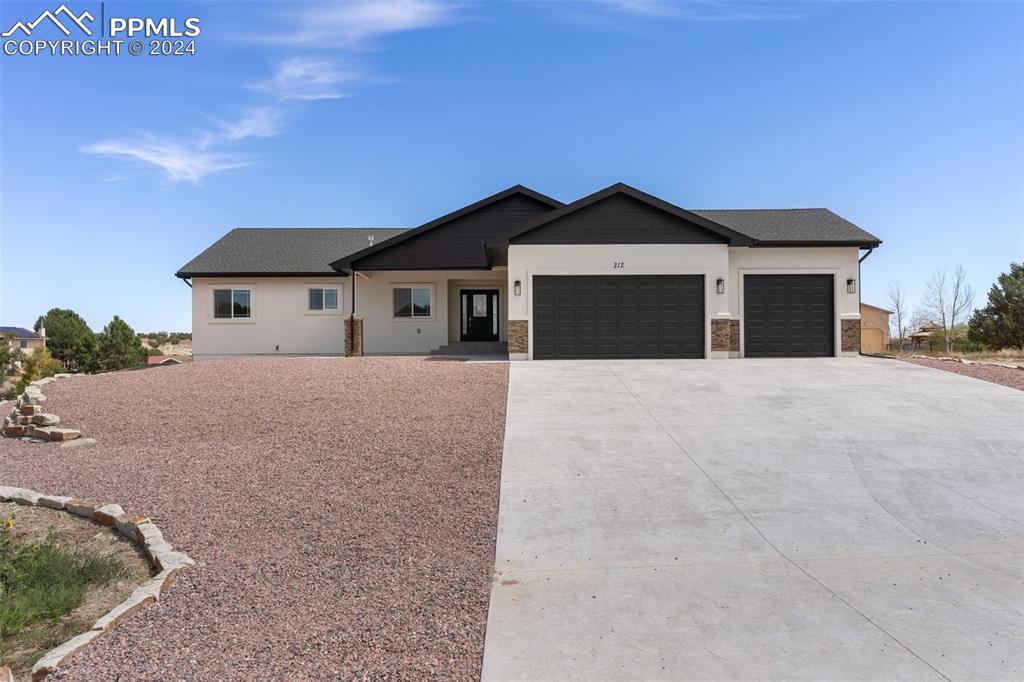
[
  {"left": 0, "top": 357, "right": 509, "bottom": 680},
  {"left": 901, "top": 357, "right": 1024, "bottom": 391}
]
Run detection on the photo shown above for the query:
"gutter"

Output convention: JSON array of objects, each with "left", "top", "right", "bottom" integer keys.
[{"left": 857, "top": 246, "right": 875, "bottom": 356}]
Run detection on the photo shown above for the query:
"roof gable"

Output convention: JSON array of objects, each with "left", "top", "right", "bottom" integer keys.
[
  {"left": 331, "top": 186, "right": 562, "bottom": 271},
  {"left": 490, "top": 183, "right": 753, "bottom": 247}
]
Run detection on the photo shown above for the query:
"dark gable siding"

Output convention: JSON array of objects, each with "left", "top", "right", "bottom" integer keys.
[
  {"left": 352, "top": 194, "right": 556, "bottom": 270},
  {"left": 511, "top": 193, "right": 728, "bottom": 245}
]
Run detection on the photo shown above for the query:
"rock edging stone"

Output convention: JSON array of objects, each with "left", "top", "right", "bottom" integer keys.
[
  {"left": 0, "top": 486, "right": 194, "bottom": 681},
  {"left": 2, "top": 376, "right": 83, "bottom": 443},
  {"left": 908, "top": 354, "right": 1024, "bottom": 370}
]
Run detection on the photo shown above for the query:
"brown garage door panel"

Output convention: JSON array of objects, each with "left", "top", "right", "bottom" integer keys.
[
  {"left": 744, "top": 274, "right": 835, "bottom": 357},
  {"left": 533, "top": 275, "right": 704, "bottom": 359}
]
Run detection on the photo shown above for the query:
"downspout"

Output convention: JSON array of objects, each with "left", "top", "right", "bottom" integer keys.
[
  {"left": 181, "top": 277, "right": 192, "bottom": 288},
  {"left": 349, "top": 269, "right": 357, "bottom": 356},
  {"left": 857, "top": 246, "right": 875, "bottom": 355}
]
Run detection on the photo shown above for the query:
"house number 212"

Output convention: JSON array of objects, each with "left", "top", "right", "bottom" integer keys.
[{"left": 612, "top": 261, "right": 625, "bottom": 268}]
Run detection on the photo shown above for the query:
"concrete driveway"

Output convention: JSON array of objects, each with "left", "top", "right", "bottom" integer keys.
[{"left": 482, "top": 358, "right": 1023, "bottom": 681}]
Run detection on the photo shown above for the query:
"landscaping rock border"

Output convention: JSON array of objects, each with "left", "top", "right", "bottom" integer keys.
[
  {"left": 2, "top": 376, "right": 84, "bottom": 443},
  {"left": 908, "top": 354, "right": 1024, "bottom": 370},
  {"left": 0, "top": 486, "right": 194, "bottom": 681}
]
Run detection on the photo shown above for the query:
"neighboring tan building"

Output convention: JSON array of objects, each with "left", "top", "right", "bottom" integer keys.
[
  {"left": 178, "top": 183, "right": 882, "bottom": 361},
  {"left": 0, "top": 326, "right": 45, "bottom": 354},
  {"left": 859, "top": 304, "right": 891, "bottom": 354}
]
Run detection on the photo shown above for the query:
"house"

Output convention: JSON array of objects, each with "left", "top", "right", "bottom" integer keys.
[
  {"left": 178, "top": 183, "right": 882, "bottom": 361},
  {"left": 906, "top": 320, "right": 952, "bottom": 350},
  {"left": 0, "top": 326, "right": 45, "bottom": 354},
  {"left": 908, "top": 321, "right": 943, "bottom": 347},
  {"left": 859, "top": 303, "right": 892, "bottom": 354},
  {"left": 147, "top": 356, "right": 184, "bottom": 366}
]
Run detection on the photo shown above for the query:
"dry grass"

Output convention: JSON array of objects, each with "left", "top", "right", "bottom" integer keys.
[{"left": 893, "top": 348, "right": 1024, "bottom": 363}]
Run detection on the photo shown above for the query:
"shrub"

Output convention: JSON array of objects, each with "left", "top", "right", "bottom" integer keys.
[
  {"left": 0, "top": 335, "right": 22, "bottom": 387},
  {"left": 21, "top": 348, "right": 64, "bottom": 381},
  {"left": 0, "top": 517, "right": 124, "bottom": 642}
]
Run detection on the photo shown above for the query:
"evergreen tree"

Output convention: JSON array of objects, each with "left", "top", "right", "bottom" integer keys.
[
  {"left": 34, "top": 308, "right": 98, "bottom": 373},
  {"left": 968, "top": 263, "right": 1024, "bottom": 350},
  {"left": 97, "top": 316, "right": 148, "bottom": 371}
]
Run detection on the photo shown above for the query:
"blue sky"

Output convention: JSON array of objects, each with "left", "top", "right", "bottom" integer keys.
[{"left": 1, "top": 0, "right": 1021, "bottom": 333}]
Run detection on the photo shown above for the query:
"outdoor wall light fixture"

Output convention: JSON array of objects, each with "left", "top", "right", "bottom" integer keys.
[
  {"left": 514, "top": 280, "right": 522, "bottom": 296},
  {"left": 847, "top": 278, "right": 857, "bottom": 294},
  {"left": 716, "top": 278, "right": 725, "bottom": 295}
]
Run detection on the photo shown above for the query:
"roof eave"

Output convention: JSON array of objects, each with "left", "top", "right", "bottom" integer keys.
[
  {"left": 747, "top": 239, "right": 883, "bottom": 248},
  {"left": 176, "top": 271, "right": 350, "bottom": 279}
]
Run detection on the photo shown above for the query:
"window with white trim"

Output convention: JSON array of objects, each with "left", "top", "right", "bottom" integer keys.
[
  {"left": 308, "top": 287, "right": 340, "bottom": 311},
  {"left": 393, "top": 286, "right": 432, "bottom": 318},
  {"left": 213, "top": 288, "right": 252, "bottom": 319}
]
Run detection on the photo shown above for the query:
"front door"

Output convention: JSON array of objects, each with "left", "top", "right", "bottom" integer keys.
[{"left": 461, "top": 290, "right": 500, "bottom": 342}]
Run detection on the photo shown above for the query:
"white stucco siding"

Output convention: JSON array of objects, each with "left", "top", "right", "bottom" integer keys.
[
  {"left": 506, "top": 244, "right": 731, "bottom": 359},
  {"left": 728, "top": 246, "right": 862, "bottom": 357},
  {"left": 506, "top": 244, "right": 863, "bottom": 359},
  {"left": 191, "top": 277, "right": 348, "bottom": 360},
  {"left": 354, "top": 270, "right": 505, "bottom": 354}
]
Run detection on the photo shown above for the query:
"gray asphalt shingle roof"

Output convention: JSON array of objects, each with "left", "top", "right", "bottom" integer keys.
[
  {"left": 691, "top": 208, "right": 880, "bottom": 245},
  {"left": 0, "top": 326, "right": 40, "bottom": 338},
  {"left": 176, "top": 228, "right": 409, "bottom": 277}
]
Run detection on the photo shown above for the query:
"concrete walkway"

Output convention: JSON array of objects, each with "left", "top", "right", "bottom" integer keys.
[{"left": 482, "top": 358, "right": 1023, "bottom": 681}]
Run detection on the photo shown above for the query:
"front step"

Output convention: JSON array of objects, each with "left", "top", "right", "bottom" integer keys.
[{"left": 430, "top": 341, "right": 508, "bottom": 356}]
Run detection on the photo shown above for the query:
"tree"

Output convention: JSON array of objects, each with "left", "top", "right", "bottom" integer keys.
[
  {"left": 97, "top": 316, "right": 148, "bottom": 371},
  {"left": 35, "top": 308, "right": 98, "bottom": 373},
  {"left": 21, "top": 347, "right": 64, "bottom": 381},
  {"left": 886, "top": 281, "right": 910, "bottom": 347},
  {"left": 0, "top": 334, "right": 22, "bottom": 387},
  {"left": 968, "top": 262, "right": 1024, "bottom": 350},
  {"left": 922, "top": 266, "right": 976, "bottom": 353}
]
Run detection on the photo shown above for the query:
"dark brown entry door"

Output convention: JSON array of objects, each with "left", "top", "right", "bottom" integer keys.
[{"left": 461, "top": 290, "right": 499, "bottom": 342}]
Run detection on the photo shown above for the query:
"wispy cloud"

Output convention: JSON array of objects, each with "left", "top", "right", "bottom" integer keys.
[
  {"left": 211, "top": 107, "right": 284, "bottom": 143},
  {"left": 270, "top": 0, "right": 455, "bottom": 47},
  {"left": 81, "top": 1, "right": 456, "bottom": 184},
  {"left": 590, "top": 0, "right": 804, "bottom": 21},
  {"left": 81, "top": 136, "right": 250, "bottom": 185},
  {"left": 253, "top": 58, "right": 362, "bottom": 101}
]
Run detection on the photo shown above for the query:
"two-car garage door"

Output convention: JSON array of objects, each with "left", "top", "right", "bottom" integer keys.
[
  {"left": 532, "top": 275, "right": 704, "bottom": 359},
  {"left": 531, "top": 273, "right": 836, "bottom": 359}
]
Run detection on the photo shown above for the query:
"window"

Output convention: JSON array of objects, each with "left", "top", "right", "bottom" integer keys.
[
  {"left": 308, "top": 287, "right": 339, "bottom": 311},
  {"left": 19, "top": 340, "right": 27, "bottom": 349},
  {"left": 213, "top": 288, "right": 252, "bottom": 319},
  {"left": 393, "top": 286, "right": 432, "bottom": 318}
]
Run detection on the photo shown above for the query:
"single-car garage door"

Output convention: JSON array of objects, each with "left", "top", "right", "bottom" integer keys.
[
  {"left": 532, "top": 275, "right": 704, "bottom": 359},
  {"left": 743, "top": 274, "right": 834, "bottom": 357}
]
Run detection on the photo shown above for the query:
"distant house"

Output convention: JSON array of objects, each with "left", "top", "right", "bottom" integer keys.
[
  {"left": 0, "top": 326, "right": 45, "bottom": 354},
  {"left": 147, "top": 356, "right": 184, "bottom": 366},
  {"left": 908, "top": 321, "right": 943, "bottom": 347},
  {"left": 859, "top": 304, "right": 891, "bottom": 354}
]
